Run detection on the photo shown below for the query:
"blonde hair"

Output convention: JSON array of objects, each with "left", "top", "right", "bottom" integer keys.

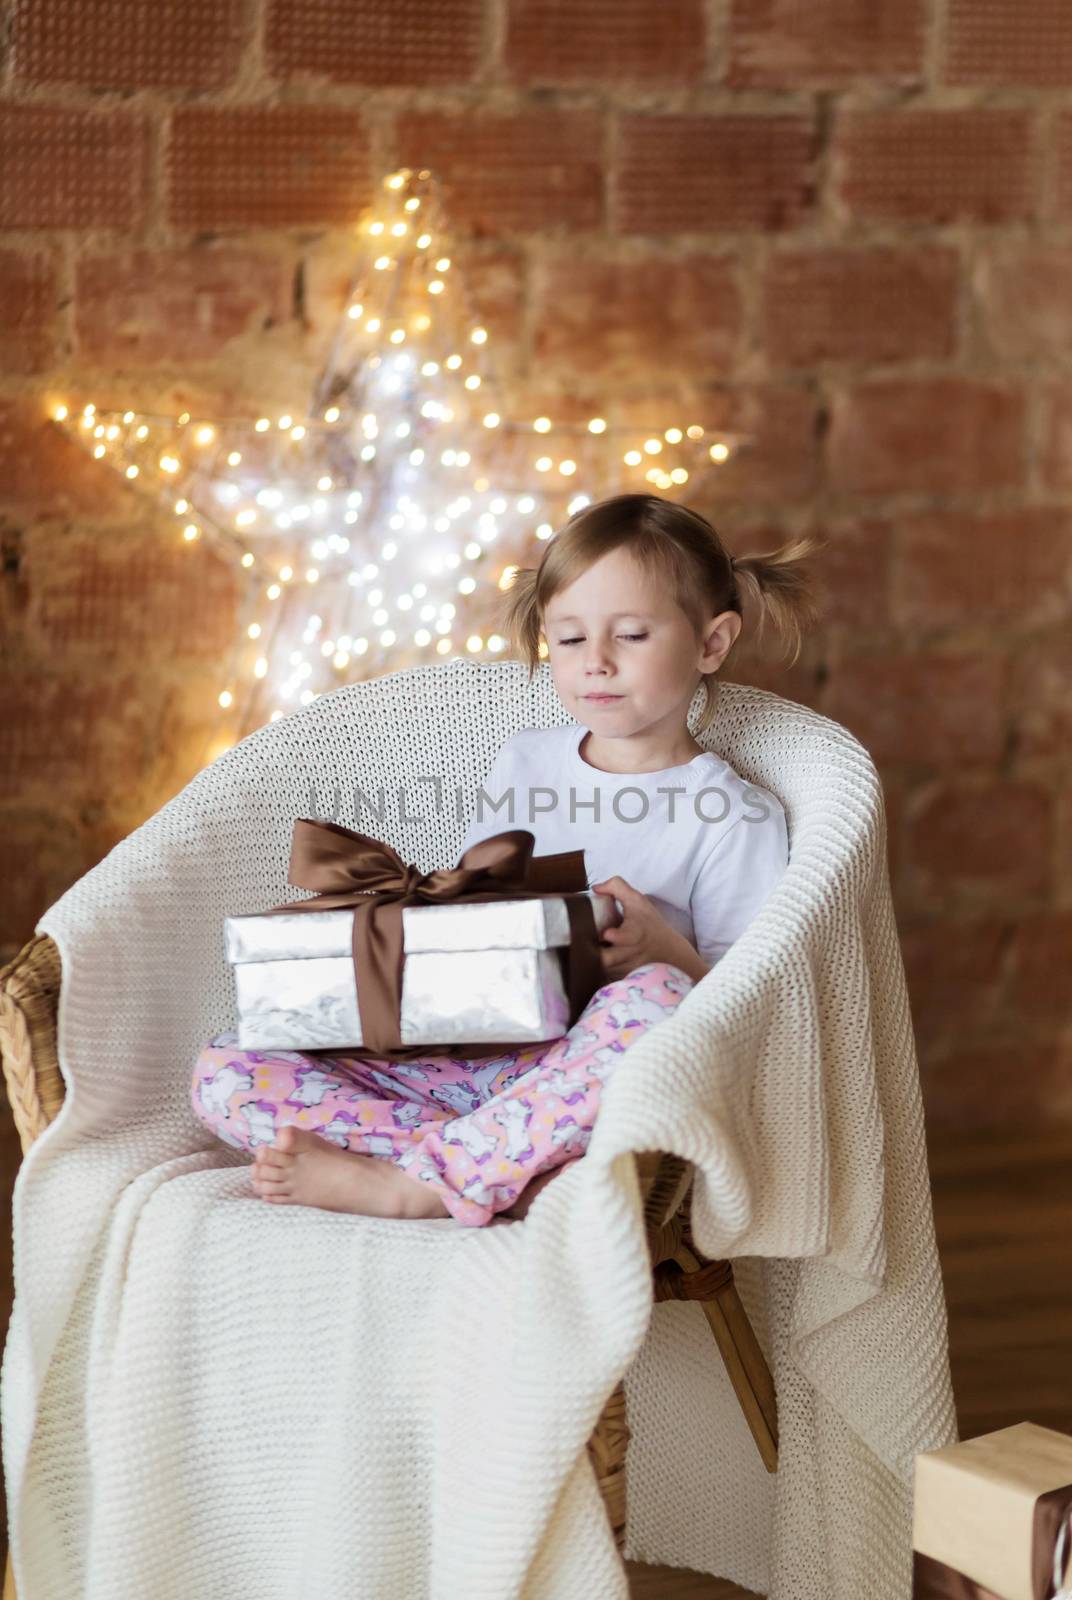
[{"left": 502, "top": 492, "right": 823, "bottom": 734}]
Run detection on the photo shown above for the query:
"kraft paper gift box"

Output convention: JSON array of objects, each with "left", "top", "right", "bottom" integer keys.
[
  {"left": 224, "top": 820, "right": 619, "bottom": 1055},
  {"left": 912, "top": 1422, "right": 1072, "bottom": 1600}
]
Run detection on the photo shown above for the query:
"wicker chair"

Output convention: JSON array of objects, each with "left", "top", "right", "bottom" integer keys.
[{"left": 0, "top": 669, "right": 780, "bottom": 1593}]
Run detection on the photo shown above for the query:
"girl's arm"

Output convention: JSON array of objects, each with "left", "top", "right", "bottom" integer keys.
[
  {"left": 591, "top": 877, "right": 714, "bottom": 984},
  {"left": 665, "top": 942, "right": 712, "bottom": 985}
]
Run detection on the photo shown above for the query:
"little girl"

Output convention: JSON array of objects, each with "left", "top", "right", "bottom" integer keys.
[{"left": 191, "top": 493, "right": 820, "bottom": 1227}]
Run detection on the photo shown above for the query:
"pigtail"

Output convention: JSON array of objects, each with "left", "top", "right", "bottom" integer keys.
[
  {"left": 730, "top": 535, "right": 825, "bottom": 666},
  {"left": 501, "top": 564, "right": 543, "bottom": 677}
]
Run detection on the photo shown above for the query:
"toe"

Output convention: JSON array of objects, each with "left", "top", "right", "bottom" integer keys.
[
  {"left": 253, "top": 1175, "right": 288, "bottom": 1202},
  {"left": 275, "top": 1124, "right": 299, "bottom": 1152}
]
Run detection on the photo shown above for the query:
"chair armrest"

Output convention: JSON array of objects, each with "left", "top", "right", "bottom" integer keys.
[
  {"left": 0, "top": 934, "right": 64, "bottom": 1154},
  {"left": 635, "top": 1151, "right": 694, "bottom": 1231}
]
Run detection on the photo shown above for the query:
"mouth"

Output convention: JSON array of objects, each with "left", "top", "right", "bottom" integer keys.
[{"left": 583, "top": 693, "right": 623, "bottom": 703}]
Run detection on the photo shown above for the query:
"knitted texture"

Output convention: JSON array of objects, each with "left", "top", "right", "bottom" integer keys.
[{"left": 1, "top": 659, "right": 958, "bottom": 1599}]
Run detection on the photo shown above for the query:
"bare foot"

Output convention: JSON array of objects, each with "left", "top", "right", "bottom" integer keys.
[{"left": 251, "top": 1125, "right": 450, "bottom": 1220}]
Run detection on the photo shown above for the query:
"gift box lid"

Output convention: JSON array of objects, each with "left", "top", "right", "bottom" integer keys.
[
  {"left": 224, "top": 891, "right": 619, "bottom": 965},
  {"left": 913, "top": 1422, "right": 1072, "bottom": 1600}
]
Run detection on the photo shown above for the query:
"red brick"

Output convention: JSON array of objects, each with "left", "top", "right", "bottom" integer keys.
[
  {"left": 828, "top": 377, "right": 1025, "bottom": 497},
  {"left": 1057, "top": 113, "right": 1072, "bottom": 220},
  {"left": 267, "top": 0, "right": 481, "bottom": 85},
  {"left": 395, "top": 110, "right": 603, "bottom": 234},
  {"left": 834, "top": 108, "right": 1033, "bottom": 226},
  {"left": 0, "top": 805, "right": 95, "bottom": 953},
  {"left": 0, "top": 402, "right": 131, "bottom": 518},
  {"left": 505, "top": 0, "right": 706, "bottom": 85},
  {"left": 722, "top": 522, "right": 828, "bottom": 683},
  {"left": 891, "top": 507, "right": 1072, "bottom": 630},
  {"left": 615, "top": 114, "right": 816, "bottom": 234},
  {"left": 1041, "top": 380, "right": 1072, "bottom": 492},
  {"left": 883, "top": 777, "right": 905, "bottom": 886},
  {"left": 11, "top": 0, "right": 245, "bottom": 90},
  {"left": 141, "top": 675, "right": 246, "bottom": 810},
  {"left": 1009, "top": 626, "right": 1072, "bottom": 762},
  {"left": 1059, "top": 788, "right": 1072, "bottom": 905},
  {"left": 74, "top": 248, "right": 287, "bottom": 367},
  {"left": 727, "top": 0, "right": 924, "bottom": 88},
  {"left": 532, "top": 254, "right": 741, "bottom": 379},
  {"left": 816, "top": 517, "right": 893, "bottom": 629},
  {"left": 456, "top": 247, "right": 527, "bottom": 368},
  {"left": 901, "top": 916, "right": 1007, "bottom": 1033},
  {"left": 298, "top": 233, "right": 369, "bottom": 327},
  {"left": 168, "top": 107, "right": 370, "bottom": 229},
  {"left": 305, "top": 236, "right": 525, "bottom": 365},
  {"left": 413, "top": 242, "right": 527, "bottom": 372},
  {"left": 822, "top": 651, "right": 1006, "bottom": 766},
  {"left": 973, "top": 242, "right": 1072, "bottom": 364},
  {"left": 763, "top": 245, "right": 958, "bottom": 368},
  {"left": 0, "top": 249, "right": 57, "bottom": 373},
  {"left": 0, "top": 519, "right": 27, "bottom": 670},
  {"left": 946, "top": 0, "right": 1072, "bottom": 86},
  {"left": 23, "top": 523, "right": 239, "bottom": 666},
  {"left": 0, "top": 671, "right": 153, "bottom": 804},
  {"left": 920, "top": 1033, "right": 1072, "bottom": 1128},
  {"left": 1006, "top": 911, "right": 1072, "bottom": 1021},
  {"left": 505, "top": 380, "right": 816, "bottom": 505},
  {"left": 722, "top": 639, "right": 821, "bottom": 707},
  {"left": 642, "top": 383, "right": 820, "bottom": 505},
  {"left": 498, "top": 381, "right": 611, "bottom": 431},
  {"left": 908, "top": 781, "right": 1052, "bottom": 901},
  {"left": 0, "top": 105, "right": 150, "bottom": 229}
]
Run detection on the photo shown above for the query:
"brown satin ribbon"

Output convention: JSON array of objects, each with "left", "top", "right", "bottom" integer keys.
[
  {"left": 913, "top": 1481, "right": 1072, "bottom": 1600},
  {"left": 259, "top": 821, "right": 605, "bottom": 1061}
]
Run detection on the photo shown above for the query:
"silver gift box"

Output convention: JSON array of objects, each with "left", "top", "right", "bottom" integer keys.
[{"left": 223, "top": 892, "right": 620, "bottom": 1052}]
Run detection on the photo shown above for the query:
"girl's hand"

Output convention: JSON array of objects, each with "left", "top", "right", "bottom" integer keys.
[{"left": 590, "top": 875, "right": 702, "bottom": 983}]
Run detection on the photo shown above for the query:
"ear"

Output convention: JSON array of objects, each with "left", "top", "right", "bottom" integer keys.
[{"left": 697, "top": 609, "right": 741, "bottom": 673}]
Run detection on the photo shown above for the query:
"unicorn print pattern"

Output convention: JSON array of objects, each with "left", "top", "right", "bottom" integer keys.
[{"left": 190, "top": 961, "right": 693, "bottom": 1227}]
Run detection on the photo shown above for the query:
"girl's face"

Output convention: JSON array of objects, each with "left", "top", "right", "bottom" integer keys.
[{"left": 542, "top": 546, "right": 740, "bottom": 743}]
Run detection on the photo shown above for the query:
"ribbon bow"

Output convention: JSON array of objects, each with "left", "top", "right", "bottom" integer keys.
[{"left": 261, "top": 820, "right": 604, "bottom": 1058}]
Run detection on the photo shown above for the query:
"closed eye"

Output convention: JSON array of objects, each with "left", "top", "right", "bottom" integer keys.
[{"left": 557, "top": 634, "right": 648, "bottom": 645}]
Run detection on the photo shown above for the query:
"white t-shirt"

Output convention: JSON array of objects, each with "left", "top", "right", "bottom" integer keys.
[{"left": 459, "top": 723, "right": 789, "bottom": 969}]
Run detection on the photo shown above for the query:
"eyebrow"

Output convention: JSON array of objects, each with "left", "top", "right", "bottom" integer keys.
[{"left": 547, "top": 613, "right": 651, "bottom": 624}]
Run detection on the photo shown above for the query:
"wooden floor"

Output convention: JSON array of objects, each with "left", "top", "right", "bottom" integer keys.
[
  {"left": 1, "top": 1122, "right": 1069, "bottom": 1595},
  {"left": 624, "top": 1122, "right": 1072, "bottom": 1598}
]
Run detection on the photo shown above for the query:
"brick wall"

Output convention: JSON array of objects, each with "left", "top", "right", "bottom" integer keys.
[{"left": 1, "top": 0, "right": 1069, "bottom": 1127}]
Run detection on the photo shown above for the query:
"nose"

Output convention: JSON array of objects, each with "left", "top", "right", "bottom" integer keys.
[{"left": 583, "top": 639, "right": 614, "bottom": 676}]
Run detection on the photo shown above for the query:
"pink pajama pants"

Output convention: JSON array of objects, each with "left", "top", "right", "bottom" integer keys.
[{"left": 190, "top": 960, "right": 694, "bottom": 1227}]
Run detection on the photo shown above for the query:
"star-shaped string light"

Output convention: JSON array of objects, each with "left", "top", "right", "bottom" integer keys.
[{"left": 50, "top": 167, "right": 751, "bottom": 738}]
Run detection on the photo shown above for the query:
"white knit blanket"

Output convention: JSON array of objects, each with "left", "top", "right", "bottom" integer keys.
[{"left": 2, "top": 661, "right": 958, "bottom": 1600}]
